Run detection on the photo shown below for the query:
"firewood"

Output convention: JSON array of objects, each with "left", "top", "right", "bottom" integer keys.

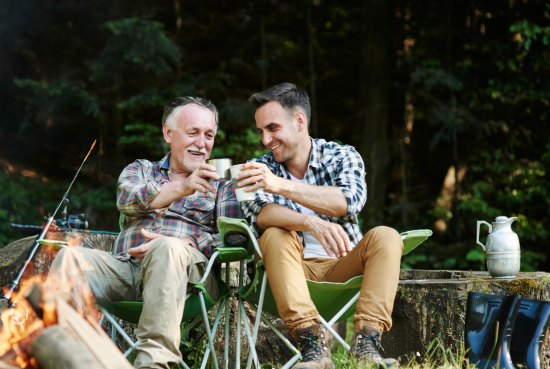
[
  {"left": 30, "top": 325, "right": 103, "bottom": 369},
  {"left": 56, "top": 298, "right": 134, "bottom": 369},
  {"left": 0, "top": 361, "right": 19, "bottom": 369}
]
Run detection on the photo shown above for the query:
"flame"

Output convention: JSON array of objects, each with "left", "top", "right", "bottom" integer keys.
[{"left": 0, "top": 238, "right": 101, "bottom": 367}]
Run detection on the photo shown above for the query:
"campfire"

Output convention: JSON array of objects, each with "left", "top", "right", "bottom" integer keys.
[{"left": 0, "top": 262, "right": 133, "bottom": 369}]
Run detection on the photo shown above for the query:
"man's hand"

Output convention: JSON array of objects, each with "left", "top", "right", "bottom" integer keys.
[
  {"left": 151, "top": 163, "right": 220, "bottom": 209},
  {"left": 304, "top": 216, "right": 353, "bottom": 258},
  {"left": 179, "top": 163, "right": 220, "bottom": 196},
  {"left": 234, "top": 162, "right": 283, "bottom": 194},
  {"left": 127, "top": 229, "right": 198, "bottom": 260}
]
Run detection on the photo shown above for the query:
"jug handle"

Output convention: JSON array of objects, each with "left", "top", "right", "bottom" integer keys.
[{"left": 476, "top": 221, "right": 492, "bottom": 252}]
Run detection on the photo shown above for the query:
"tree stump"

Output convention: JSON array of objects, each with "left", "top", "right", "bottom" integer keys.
[{"left": 385, "top": 269, "right": 550, "bottom": 368}]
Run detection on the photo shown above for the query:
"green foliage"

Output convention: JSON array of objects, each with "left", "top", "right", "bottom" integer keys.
[
  {"left": 178, "top": 322, "right": 209, "bottom": 369},
  {"left": 14, "top": 79, "right": 99, "bottom": 132},
  {"left": 91, "top": 18, "right": 181, "bottom": 82},
  {"left": 0, "top": 170, "right": 118, "bottom": 248},
  {"left": 118, "top": 122, "right": 168, "bottom": 157},
  {"left": 510, "top": 19, "right": 550, "bottom": 51}
]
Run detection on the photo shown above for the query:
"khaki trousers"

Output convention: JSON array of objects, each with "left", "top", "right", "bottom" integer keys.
[
  {"left": 48, "top": 237, "right": 218, "bottom": 369},
  {"left": 256, "top": 226, "right": 403, "bottom": 338}
]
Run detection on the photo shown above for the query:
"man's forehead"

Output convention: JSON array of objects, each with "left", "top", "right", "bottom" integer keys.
[
  {"left": 174, "top": 104, "right": 216, "bottom": 130},
  {"left": 255, "top": 101, "right": 289, "bottom": 127}
]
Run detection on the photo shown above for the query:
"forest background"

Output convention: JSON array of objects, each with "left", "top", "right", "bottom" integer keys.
[{"left": 0, "top": 0, "right": 549, "bottom": 273}]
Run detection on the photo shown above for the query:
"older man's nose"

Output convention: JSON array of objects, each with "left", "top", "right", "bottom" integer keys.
[{"left": 195, "top": 134, "right": 206, "bottom": 148}]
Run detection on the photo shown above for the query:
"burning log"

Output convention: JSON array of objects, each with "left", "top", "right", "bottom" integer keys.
[
  {"left": 0, "top": 361, "right": 19, "bottom": 369},
  {"left": 30, "top": 325, "right": 103, "bottom": 369},
  {"left": 0, "top": 274, "right": 133, "bottom": 369}
]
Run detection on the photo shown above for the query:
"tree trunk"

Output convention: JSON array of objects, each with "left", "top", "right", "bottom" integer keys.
[
  {"left": 358, "top": 0, "right": 390, "bottom": 228},
  {"left": 307, "top": 2, "right": 318, "bottom": 137}
]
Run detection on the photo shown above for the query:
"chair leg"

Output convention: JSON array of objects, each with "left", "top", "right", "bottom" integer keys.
[
  {"left": 464, "top": 292, "right": 521, "bottom": 369},
  {"left": 200, "top": 300, "right": 226, "bottom": 369},
  {"left": 236, "top": 260, "right": 245, "bottom": 369},
  {"left": 240, "top": 302, "right": 260, "bottom": 368},
  {"left": 251, "top": 306, "right": 301, "bottom": 369},
  {"left": 97, "top": 306, "right": 136, "bottom": 358},
  {"left": 319, "top": 315, "right": 350, "bottom": 351},
  {"left": 246, "top": 272, "right": 268, "bottom": 369},
  {"left": 199, "top": 292, "right": 220, "bottom": 369},
  {"left": 224, "top": 262, "right": 230, "bottom": 369}
]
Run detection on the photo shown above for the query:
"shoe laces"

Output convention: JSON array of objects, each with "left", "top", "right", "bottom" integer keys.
[
  {"left": 298, "top": 331, "right": 327, "bottom": 362},
  {"left": 355, "top": 330, "right": 384, "bottom": 361}
]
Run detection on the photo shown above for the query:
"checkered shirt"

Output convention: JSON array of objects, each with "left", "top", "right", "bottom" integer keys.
[
  {"left": 113, "top": 153, "right": 242, "bottom": 259},
  {"left": 241, "top": 138, "right": 367, "bottom": 246}
]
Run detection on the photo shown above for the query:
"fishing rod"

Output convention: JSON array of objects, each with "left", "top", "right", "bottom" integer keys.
[
  {"left": 10, "top": 223, "right": 119, "bottom": 236},
  {"left": 2, "top": 140, "right": 97, "bottom": 301}
]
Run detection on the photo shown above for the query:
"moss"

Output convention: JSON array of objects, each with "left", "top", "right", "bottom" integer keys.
[
  {"left": 482, "top": 286, "right": 491, "bottom": 293},
  {"left": 506, "top": 278, "right": 542, "bottom": 296}
]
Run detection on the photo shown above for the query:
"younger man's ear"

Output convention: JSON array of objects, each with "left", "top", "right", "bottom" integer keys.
[{"left": 295, "top": 111, "right": 307, "bottom": 132}]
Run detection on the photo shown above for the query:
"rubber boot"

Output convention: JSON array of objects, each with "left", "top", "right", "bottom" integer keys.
[
  {"left": 464, "top": 292, "right": 521, "bottom": 369},
  {"left": 510, "top": 298, "right": 550, "bottom": 369}
]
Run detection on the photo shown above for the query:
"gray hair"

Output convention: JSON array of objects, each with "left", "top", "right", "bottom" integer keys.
[{"left": 162, "top": 97, "right": 219, "bottom": 130}]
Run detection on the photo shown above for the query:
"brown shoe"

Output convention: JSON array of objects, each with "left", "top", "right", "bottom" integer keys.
[
  {"left": 350, "top": 325, "right": 398, "bottom": 368},
  {"left": 291, "top": 324, "right": 335, "bottom": 369}
]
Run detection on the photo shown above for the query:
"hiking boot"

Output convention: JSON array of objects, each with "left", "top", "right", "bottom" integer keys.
[
  {"left": 292, "top": 324, "right": 335, "bottom": 369},
  {"left": 350, "top": 325, "right": 398, "bottom": 368}
]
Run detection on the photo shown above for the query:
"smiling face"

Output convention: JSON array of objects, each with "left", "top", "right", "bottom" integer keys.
[
  {"left": 163, "top": 104, "right": 217, "bottom": 174},
  {"left": 255, "top": 101, "right": 304, "bottom": 163}
]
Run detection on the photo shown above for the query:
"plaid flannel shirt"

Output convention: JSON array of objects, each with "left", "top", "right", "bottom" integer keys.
[
  {"left": 241, "top": 137, "right": 367, "bottom": 247},
  {"left": 113, "top": 153, "right": 242, "bottom": 259}
]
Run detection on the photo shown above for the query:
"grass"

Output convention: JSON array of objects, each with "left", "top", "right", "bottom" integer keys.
[{"left": 167, "top": 317, "right": 472, "bottom": 369}]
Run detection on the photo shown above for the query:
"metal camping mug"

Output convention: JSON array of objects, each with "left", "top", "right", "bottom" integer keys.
[{"left": 207, "top": 158, "right": 232, "bottom": 180}]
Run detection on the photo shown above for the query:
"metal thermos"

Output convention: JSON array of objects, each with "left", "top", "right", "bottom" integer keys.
[{"left": 476, "top": 216, "right": 521, "bottom": 278}]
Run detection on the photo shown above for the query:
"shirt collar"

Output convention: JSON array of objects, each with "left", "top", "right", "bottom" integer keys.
[
  {"left": 307, "top": 137, "right": 323, "bottom": 169},
  {"left": 159, "top": 152, "right": 171, "bottom": 170}
]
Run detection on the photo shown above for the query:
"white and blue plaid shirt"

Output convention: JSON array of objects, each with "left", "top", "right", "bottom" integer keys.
[{"left": 241, "top": 137, "right": 367, "bottom": 246}]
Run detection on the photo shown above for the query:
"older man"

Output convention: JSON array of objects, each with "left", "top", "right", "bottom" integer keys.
[
  {"left": 48, "top": 97, "right": 241, "bottom": 369},
  {"left": 236, "top": 83, "right": 403, "bottom": 369}
]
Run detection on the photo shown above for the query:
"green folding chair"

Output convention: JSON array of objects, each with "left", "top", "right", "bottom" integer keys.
[
  {"left": 217, "top": 217, "right": 433, "bottom": 369},
  {"left": 97, "top": 214, "right": 254, "bottom": 369}
]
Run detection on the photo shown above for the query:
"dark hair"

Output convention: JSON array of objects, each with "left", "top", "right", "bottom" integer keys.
[
  {"left": 162, "top": 97, "right": 219, "bottom": 129},
  {"left": 248, "top": 83, "right": 311, "bottom": 125}
]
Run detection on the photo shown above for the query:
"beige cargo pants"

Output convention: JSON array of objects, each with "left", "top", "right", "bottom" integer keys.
[{"left": 48, "top": 237, "right": 218, "bottom": 369}]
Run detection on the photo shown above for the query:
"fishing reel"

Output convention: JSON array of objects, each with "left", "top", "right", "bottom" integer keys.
[
  {"left": 10, "top": 198, "right": 88, "bottom": 235},
  {"left": 52, "top": 199, "right": 88, "bottom": 231}
]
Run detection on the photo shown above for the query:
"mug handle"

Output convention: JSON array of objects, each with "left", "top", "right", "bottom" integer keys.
[{"left": 476, "top": 221, "right": 493, "bottom": 252}]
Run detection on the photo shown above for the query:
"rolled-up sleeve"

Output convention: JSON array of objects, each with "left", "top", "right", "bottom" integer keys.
[
  {"left": 241, "top": 188, "right": 276, "bottom": 238},
  {"left": 117, "top": 160, "right": 166, "bottom": 216},
  {"left": 333, "top": 147, "right": 367, "bottom": 217}
]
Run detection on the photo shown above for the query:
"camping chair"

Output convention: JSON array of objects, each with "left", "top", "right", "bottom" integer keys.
[
  {"left": 97, "top": 215, "right": 254, "bottom": 369},
  {"left": 217, "top": 217, "right": 433, "bottom": 369}
]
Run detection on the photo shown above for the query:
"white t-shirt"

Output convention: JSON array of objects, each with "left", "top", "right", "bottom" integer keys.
[{"left": 288, "top": 174, "right": 336, "bottom": 259}]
